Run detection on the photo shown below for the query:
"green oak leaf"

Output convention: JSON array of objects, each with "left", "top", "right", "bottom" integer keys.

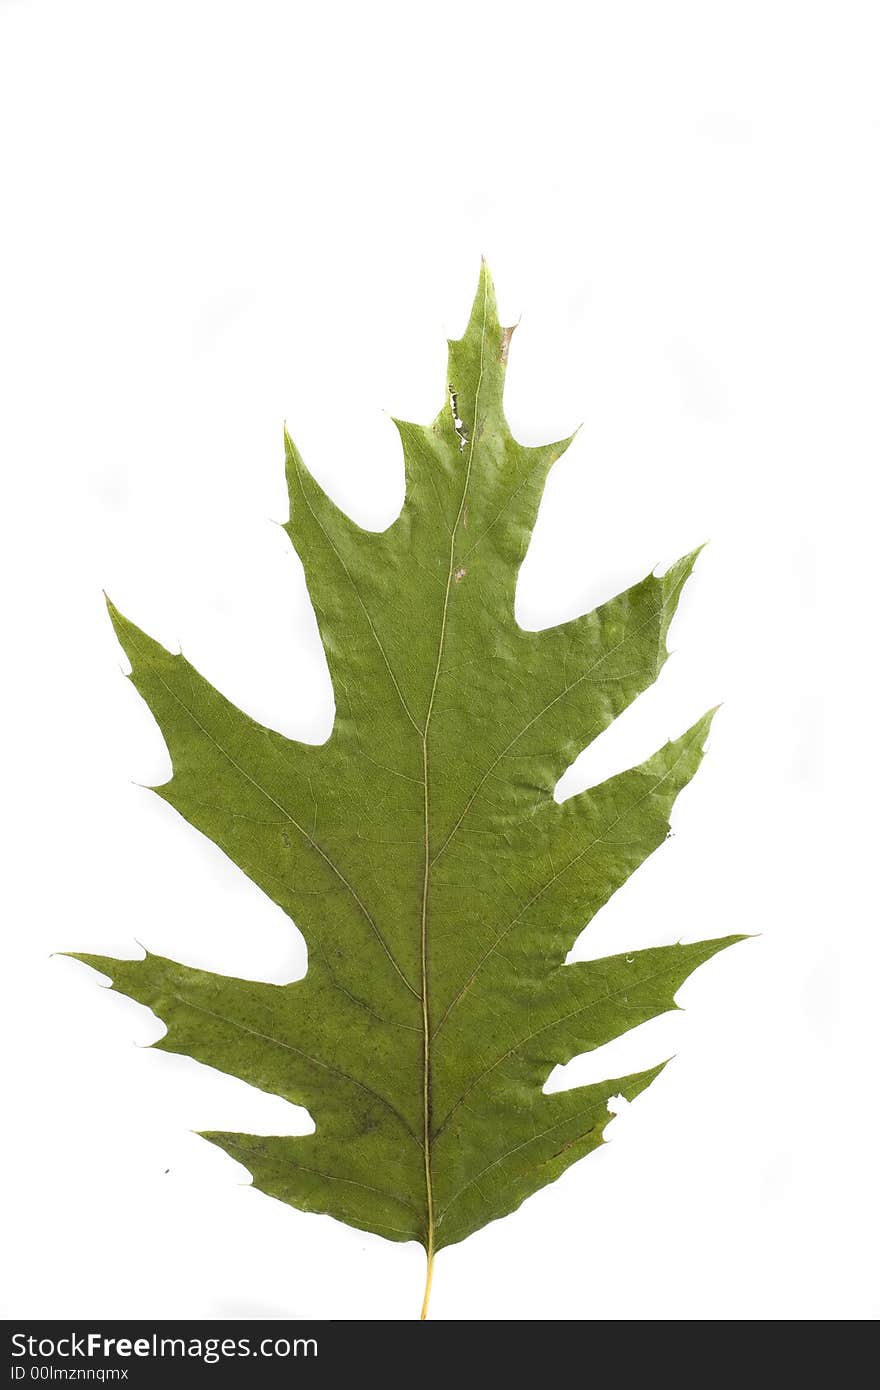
[{"left": 73, "top": 265, "right": 740, "bottom": 1317}]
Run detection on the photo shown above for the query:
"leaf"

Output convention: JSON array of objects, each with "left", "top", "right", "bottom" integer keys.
[{"left": 73, "top": 265, "right": 741, "bottom": 1315}]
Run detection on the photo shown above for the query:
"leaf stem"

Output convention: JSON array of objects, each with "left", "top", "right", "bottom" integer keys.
[
  {"left": 419, "top": 733, "right": 436, "bottom": 1312},
  {"left": 419, "top": 1240, "right": 435, "bottom": 1320}
]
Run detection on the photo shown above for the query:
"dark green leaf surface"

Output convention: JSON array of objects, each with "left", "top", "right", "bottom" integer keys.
[{"left": 75, "top": 267, "right": 739, "bottom": 1266}]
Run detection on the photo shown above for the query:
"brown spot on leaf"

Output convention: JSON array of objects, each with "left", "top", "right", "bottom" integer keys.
[
  {"left": 500, "top": 324, "right": 516, "bottom": 364},
  {"left": 454, "top": 567, "right": 467, "bottom": 582}
]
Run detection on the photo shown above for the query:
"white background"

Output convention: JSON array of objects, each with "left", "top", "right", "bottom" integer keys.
[{"left": 1, "top": 1, "right": 878, "bottom": 1321}]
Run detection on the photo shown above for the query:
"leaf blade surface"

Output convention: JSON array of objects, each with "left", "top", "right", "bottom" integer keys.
[{"left": 76, "top": 266, "right": 739, "bottom": 1262}]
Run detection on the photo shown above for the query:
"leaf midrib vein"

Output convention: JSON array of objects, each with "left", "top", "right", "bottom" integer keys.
[{"left": 419, "top": 278, "right": 490, "bottom": 1251}]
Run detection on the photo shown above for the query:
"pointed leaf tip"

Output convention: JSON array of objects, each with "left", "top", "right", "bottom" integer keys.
[
  {"left": 455, "top": 259, "right": 500, "bottom": 348},
  {"left": 687, "top": 705, "right": 720, "bottom": 746}
]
